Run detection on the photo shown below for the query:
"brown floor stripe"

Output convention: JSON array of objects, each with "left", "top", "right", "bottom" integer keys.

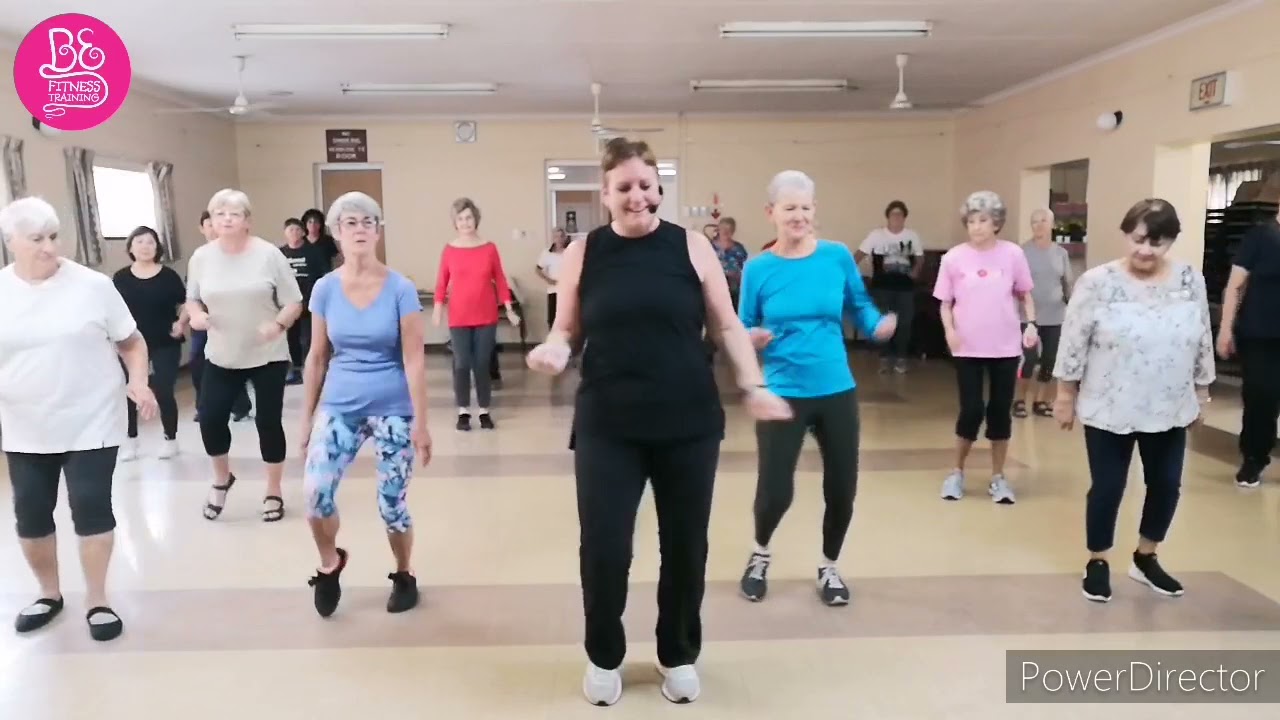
[{"left": 4, "top": 572, "right": 1276, "bottom": 655}]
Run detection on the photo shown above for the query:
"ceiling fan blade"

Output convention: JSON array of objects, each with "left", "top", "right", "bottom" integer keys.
[{"left": 154, "top": 106, "right": 233, "bottom": 114}]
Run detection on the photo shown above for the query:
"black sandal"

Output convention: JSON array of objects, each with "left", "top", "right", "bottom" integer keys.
[
  {"left": 203, "top": 474, "right": 237, "bottom": 520},
  {"left": 1032, "top": 401, "right": 1053, "bottom": 417},
  {"left": 15, "top": 597, "right": 64, "bottom": 633},
  {"left": 1012, "top": 400, "right": 1028, "bottom": 418},
  {"left": 86, "top": 606, "right": 124, "bottom": 642},
  {"left": 262, "top": 495, "right": 285, "bottom": 522}
]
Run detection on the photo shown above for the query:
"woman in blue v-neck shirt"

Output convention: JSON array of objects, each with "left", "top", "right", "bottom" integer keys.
[{"left": 736, "top": 170, "right": 896, "bottom": 608}]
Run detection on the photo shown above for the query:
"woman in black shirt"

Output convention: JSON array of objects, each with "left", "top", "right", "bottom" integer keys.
[
  {"left": 527, "top": 138, "right": 791, "bottom": 707},
  {"left": 112, "top": 226, "right": 187, "bottom": 460}
]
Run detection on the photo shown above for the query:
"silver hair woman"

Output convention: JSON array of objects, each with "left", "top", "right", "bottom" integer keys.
[
  {"left": 0, "top": 196, "right": 157, "bottom": 642},
  {"left": 1014, "top": 208, "right": 1073, "bottom": 419},
  {"left": 186, "top": 188, "right": 304, "bottom": 523},
  {"left": 932, "top": 190, "right": 1038, "bottom": 505},
  {"left": 298, "top": 191, "right": 432, "bottom": 618}
]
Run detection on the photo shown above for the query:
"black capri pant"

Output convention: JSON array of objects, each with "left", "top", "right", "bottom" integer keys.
[
  {"left": 198, "top": 360, "right": 289, "bottom": 462},
  {"left": 1019, "top": 324, "right": 1062, "bottom": 382},
  {"left": 8, "top": 447, "right": 119, "bottom": 539},
  {"left": 954, "top": 357, "right": 1019, "bottom": 442}
]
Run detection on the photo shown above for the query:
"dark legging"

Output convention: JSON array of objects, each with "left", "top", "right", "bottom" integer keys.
[
  {"left": 450, "top": 324, "right": 497, "bottom": 408},
  {"left": 127, "top": 343, "right": 182, "bottom": 440},
  {"left": 954, "top": 357, "right": 1019, "bottom": 441},
  {"left": 574, "top": 431, "right": 720, "bottom": 671},
  {"left": 190, "top": 330, "right": 251, "bottom": 417},
  {"left": 198, "top": 361, "right": 289, "bottom": 462},
  {"left": 1238, "top": 338, "right": 1280, "bottom": 467},
  {"left": 286, "top": 310, "right": 312, "bottom": 369},
  {"left": 753, "top": 389, "right": 860, "bottom": 561},
  {"left": 1019, "top": 324, "right": 1062, "bottom": 381},
  {"left": 1083, "top": 425, "right": 1186, "bottom": 552}
]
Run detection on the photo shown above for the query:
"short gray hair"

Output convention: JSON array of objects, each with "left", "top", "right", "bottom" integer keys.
[
  {"left": 207, "top": 188, "right": 252, "bottom": 216},
  {"left": 767, "top": 170, "right": 816, "bottom": 204},
  {"left": 1030, "top": 207, "right": 1055, "bottom": 223},
  {"left": 327, "top": 191, "right": 383, "bottom": 231},
  {"left": 960, "top": 190, "right": 1007, "bottom": 231},
  {"left": 0, "top": 196, "right": 60, "bottom": 242}
]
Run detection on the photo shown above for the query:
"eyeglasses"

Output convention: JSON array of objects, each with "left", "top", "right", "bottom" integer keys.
[{"left": 340, "top": 218, "right": 379, "bottom": 230}]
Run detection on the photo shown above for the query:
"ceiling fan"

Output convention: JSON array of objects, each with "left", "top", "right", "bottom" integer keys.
[
  {"left": 588, "top": 82, "right": 663, "bottom": 139},
  {"left": 155, "top": 55, "right": 278, "bottom": 118},
  {"left": 887, "top": 53, "right": 978, "bottom": 112}
]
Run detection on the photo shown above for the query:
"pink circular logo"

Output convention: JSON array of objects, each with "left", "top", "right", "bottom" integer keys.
[{"left": 13, "top": 13, "right": 131, "bottom": 132}]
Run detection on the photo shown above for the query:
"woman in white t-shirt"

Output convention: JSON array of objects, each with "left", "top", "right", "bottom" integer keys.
[
  {"left": 0, "top": 196, "right": 158, "bottom": 643},
  {"left": 536, "top": 228, "right": 569, "bottom": 327}
]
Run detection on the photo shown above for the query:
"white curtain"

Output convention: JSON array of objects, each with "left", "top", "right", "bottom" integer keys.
[{"left": 1207, "top": 166, "right": 1263, "bottom": 210}]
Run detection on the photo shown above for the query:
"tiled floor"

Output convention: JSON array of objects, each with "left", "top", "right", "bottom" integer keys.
[{"left": 1, "top": 353, "right": 1278, "bottom": 719}]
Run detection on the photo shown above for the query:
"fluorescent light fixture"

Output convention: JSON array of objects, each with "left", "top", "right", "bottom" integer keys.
[
  {"left": 658, "top": 168, "right": 677, "bottom": 176},
  {"left": 719, "top": 21, "right": 932, "bottom": 39},
  {"left": 690, "top": 79, "right": 849, "bottom": 93},
  {"left": 232, "top": 23, "right": 450, "bottom": 40},
  {"left": 547, "top": 166, "right": 562, "bottom": 174},
  {"left": 341, "top": 83, "right": 497, "bottom": 96},
  {"left": 547, "top": 173, "right": 567, "bottom": 181},
  {"left": 657, "top": 161, "right": 674, "bottom": 168}
]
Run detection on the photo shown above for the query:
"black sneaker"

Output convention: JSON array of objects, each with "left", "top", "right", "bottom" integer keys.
[
  {"left": 456, "top": 413, "right": 472, "bottom": 431},
  {"left": 478, "top": 413, "right": 495, "bottom": 430},
  {"left": 387, "top": 571, "right": 420, "bottom": 613},
  {"left": 739, "top": 552, "right": 771, "bottom": 602},
  {"left": 1235, "top": 460, "right": 1265, "bottom": 488},
  {"left": 1082, "top": 559, "right": 1111, "bottom": 602},
  {"left": 817, "top": 566, "right": 850, "bottom": 606},
  {"left": 308, "top": 548, "right": 349, "bottom": 618},
  {"left": 1129, "top": 551, "right": 1184, "bottom": 597}
]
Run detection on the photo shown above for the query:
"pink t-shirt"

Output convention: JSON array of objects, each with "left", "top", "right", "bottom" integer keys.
[{"left": 932, "top": 240, "right": 1033, "bottom": 358}]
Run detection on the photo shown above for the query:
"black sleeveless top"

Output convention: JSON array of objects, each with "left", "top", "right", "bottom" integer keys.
[{"left": 573, "top": 220, "right": 725, "bottom": 443}]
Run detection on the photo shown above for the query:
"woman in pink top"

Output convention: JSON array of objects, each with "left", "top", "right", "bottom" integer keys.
[
  {"left": 432, "top": 198, "right": 520, "bottom": 431},
  {"left": 932, "top": 191, "right": 1038, "bottom": 504}
]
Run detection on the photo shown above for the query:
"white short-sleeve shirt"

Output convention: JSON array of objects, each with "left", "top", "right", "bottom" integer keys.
[{"left": 0, "top": 260, "right": 138, "bottom": 453}]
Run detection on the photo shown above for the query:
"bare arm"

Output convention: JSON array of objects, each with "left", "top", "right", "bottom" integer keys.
[
  {"left": 546, "top": 238, "right": 585, "bottom": 346},
  {"left": 301, "top": 312, "right": 331, "bottom": 421},
  {"left": 400, "top": 308, "right": 430, "bottom": 424},
  {"left": 275, "top": 302, "right": 304, "bottom": 330},
  {"left": 115, "top": 332, "right": 150, "bottom": 386},
  {"left": 688, "top": 232, "right": 764, "bottom": 390}
]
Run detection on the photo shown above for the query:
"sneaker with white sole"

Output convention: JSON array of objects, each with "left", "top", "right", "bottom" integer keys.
[
  {"left": 157, "top": 438, "right": 178, "bottom": 459},
  {"left": 940, "top": 470, "right": 964, "bottom": 500},
  {"left": 118, "top": 439, "right": 139, "bottom": 463},
  {"left": 817, "top": 565, "right": 850, "bottom": 606},
  {"left": 988, "top": 474, "right": 1016, "bottom": 504},
  {"left": 582, "top": 663, "right": 622, "bottom": 706},
  {"left": 739, "top": 551, "right": 771, "bottom": 601},
  {"left": 657, "top": 664, "right": 700, "bottom": 704}
]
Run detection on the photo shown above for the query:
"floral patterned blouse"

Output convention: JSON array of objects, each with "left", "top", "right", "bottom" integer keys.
[{"left": 1053, "top": 261, "right": 1215, "bottom": 434}]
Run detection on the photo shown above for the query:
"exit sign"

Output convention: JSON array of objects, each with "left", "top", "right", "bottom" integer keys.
[{"left": 1189, "top": 71, "right": 1234, "bottom": 111}]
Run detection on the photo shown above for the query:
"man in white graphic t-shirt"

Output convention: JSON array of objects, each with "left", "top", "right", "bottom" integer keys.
[{"left": 856, "top": 200, "right": 923, "bottom": 373}]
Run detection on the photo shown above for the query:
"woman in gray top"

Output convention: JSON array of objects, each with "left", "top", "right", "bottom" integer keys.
[
  {"left": 1014, "top": 208, "right": 1073, "bottom": 417},
  {"left": 1053, "top": 199, "right": 1214, "bottom": 604}
]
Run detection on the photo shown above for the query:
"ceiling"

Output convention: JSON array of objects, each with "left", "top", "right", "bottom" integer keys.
[{"left": 0, "top": 0, "right": 1234, "bottom": 120}]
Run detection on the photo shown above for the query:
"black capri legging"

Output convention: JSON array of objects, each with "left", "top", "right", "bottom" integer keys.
[
  {"left": 8, "top": 447, "right": 119, "bottom": 539},
  {"left": 954, "top": 357, "right": 1019, "bottom": 442},
  {"left": 198, "top": 360, "right": 289, "bottom": 462},
  {"left": 1019, "top": 324, "right": 1062, "bottom": 382}
]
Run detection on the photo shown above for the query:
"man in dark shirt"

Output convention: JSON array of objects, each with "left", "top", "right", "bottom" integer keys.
[
  {"left": 1217, "top": 212, "right": 1280, "bottom": 487},
  {"left": 279, "top": 217, "right": 326, "bottom": 384}
]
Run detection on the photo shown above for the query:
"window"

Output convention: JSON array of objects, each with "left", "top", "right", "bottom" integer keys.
[{"left": 93, "top": 165, "right": 156, "bottom": 238}]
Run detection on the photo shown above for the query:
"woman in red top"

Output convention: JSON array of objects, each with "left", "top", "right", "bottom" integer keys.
[{"left": 433, "top": 198, "right": 520, "bottom": 431}]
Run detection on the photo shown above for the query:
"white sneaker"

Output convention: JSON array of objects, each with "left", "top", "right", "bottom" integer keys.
[
  {"left": 157, "top": 438, "right": 178, "bottom": 459},
  {"left": 988, "top": 474, "right": 1016, "bottom": 504},
  {"left": 118, "top": 439, "right": 139, "bottom": 463},
  {"left": 582, "top": 663, "right": 622, "bottom": 706},
  {"left": 940, "top": 470, "right": 964, "bottom": 500},
  {"left": 657, "top": 664, "right": 700, "bottom": 704}
]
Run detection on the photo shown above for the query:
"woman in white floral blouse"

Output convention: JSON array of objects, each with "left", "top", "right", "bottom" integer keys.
[{"left": 1052, "top": 198, "right": 1214, "bottom": 604}]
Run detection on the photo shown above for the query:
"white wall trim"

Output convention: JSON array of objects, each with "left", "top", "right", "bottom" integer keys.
[{"left": 975, "top": 0, "right": 1265, "bottom": 107}]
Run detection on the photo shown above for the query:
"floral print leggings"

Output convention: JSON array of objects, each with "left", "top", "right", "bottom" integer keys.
[{"left": 304, "top": 411, "right": 415, "bottom": 532}]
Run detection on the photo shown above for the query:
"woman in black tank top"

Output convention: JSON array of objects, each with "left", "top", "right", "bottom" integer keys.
[{"left": 527, "top": 138, "right": 790, "bottom": 707}]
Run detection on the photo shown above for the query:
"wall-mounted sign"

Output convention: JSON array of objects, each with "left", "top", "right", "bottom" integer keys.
[
  {"left": 325, "top": 128, "right": 368, "bottom": 162},
  {"left": 1189, "top": 71, "right": 1234, "bottom": 111}
]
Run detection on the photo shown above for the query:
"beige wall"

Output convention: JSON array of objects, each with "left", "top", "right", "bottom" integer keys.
[
  {"left": 953, "top": 0, "right": 1280, "bottom": 267},
  {"left": 0, "top": 50, "right": 240, "bottom": 276},
  {"left": 237, "top": 116, "right": 955, "bottom": 338}
]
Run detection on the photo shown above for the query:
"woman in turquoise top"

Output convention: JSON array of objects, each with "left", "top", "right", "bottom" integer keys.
[{"left": 736, "top": 170, "right": 896, "bottom": 607}]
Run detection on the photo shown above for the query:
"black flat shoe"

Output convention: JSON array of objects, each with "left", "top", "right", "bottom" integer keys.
[
  {"left": 15, "top": 597, "right": 64, "bottom": 634},
  {"left": 386, "top": 571, "right": 420, "bottom": 613},
  {"left": 86, "top": 606, "right": 124, "bottom": 642}
]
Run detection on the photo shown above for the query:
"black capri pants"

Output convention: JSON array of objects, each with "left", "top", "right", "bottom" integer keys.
[
  {"left": 198, "top": 360, "right": 290, "bottom": 462},
  {"left": 1019, "top": 324, "right": 1062, "bottom": 382},
  {"left": 954, "top": 357, "right": 1019, "bottom": 442},
  {"left": 8, "top": 447, "right": 120, "bottom": 539}
]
